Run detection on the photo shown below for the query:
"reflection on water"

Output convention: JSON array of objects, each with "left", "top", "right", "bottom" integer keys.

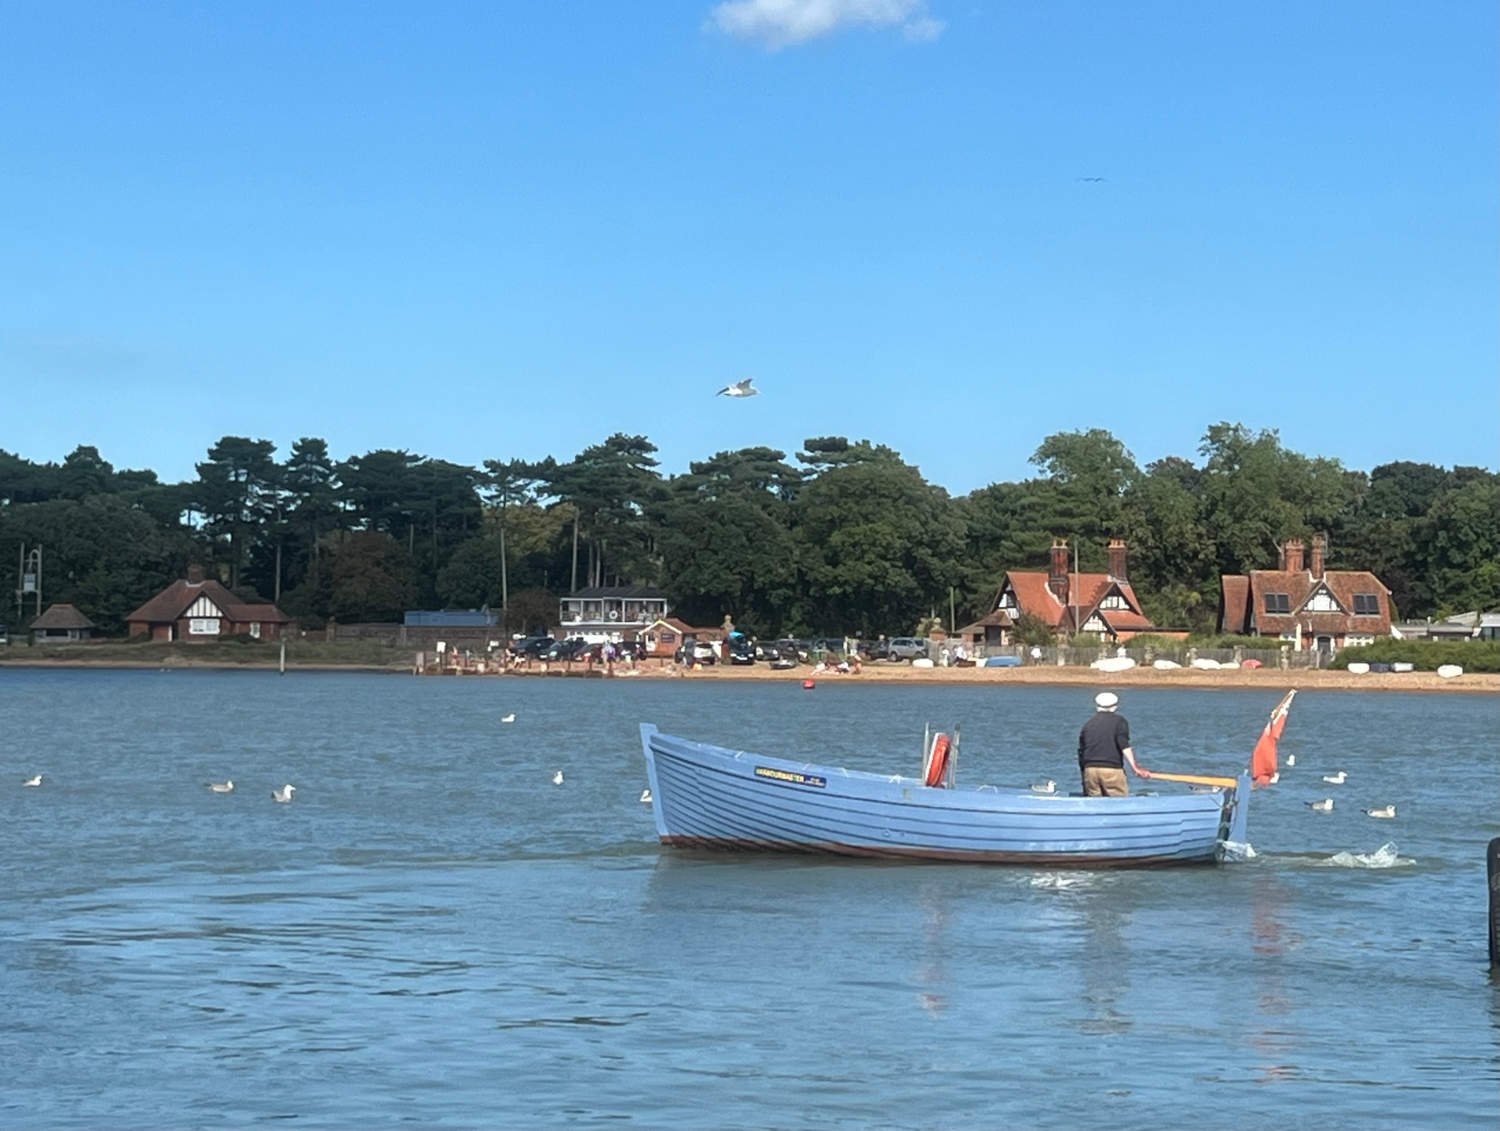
[{"left": 1249, "top": 873, "right": 1300, "bottom": 1084}]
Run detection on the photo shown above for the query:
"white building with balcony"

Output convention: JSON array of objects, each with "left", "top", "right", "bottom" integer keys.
[{"left": 558, "top": 585, "right": 670, "bottom": 642}]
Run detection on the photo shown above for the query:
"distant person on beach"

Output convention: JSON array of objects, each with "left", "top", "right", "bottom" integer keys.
[{"left": 1077, "top": 692, "right": 1150, "bottom": 796}]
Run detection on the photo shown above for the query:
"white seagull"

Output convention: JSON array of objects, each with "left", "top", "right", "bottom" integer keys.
[
  {"left": 639, "top": 788, "right": 652, "bottom": 803},
  {"left": 716, "top": 377, "right": 758, "bottom": 398},
  {"left": 500, "top": 713, "right": 516, "bottom": 724},
  {"left": 271, "top": 783, "right": 296, "bottom": 803},
  {"left": 552, "top": 770, "right": 565, "bottom": 786},
  {"left": 1321, "top": 771, "right": 1347, "bottom": 785},
  {"left": 22, "top": 774, "right": 43, "bottom": 787},
  {"left": 208, "top": 780, "right": 235, "bottom": 793},
  {"left": 1286, "top": 754, "right": 1296, "bottom": 767},
  {"left": 1029, "top": 780, "right": 1057, "bottom": 794},
  {"left": 1306, "top": 798, "right": 1334, "bottom": 812},
  {"left": 1364, "top": 805, "right": 1397, "bottom": 819}
]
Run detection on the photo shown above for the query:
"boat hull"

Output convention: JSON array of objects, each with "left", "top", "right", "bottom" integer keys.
[{"left": 641, "top": 724, "right": 1246, "bottom": 867}]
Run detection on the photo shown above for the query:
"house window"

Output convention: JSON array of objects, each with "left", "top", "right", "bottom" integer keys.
[
  {"left": 1345, "top": 633, "right": 1375, "bottom": 646},
  {"left": 1099, "top": 594, "right": 1128, "bottom": 610},
  {"left": 189, "top": 618, "right": 220, "bottom": 635},
  {"left": 249, "top": 623, "right": 261, "bottom": 639},
  {"left": 1306, "top": 590, "right": 1339, "bottom": 612},
  {"left": 1263, "top": 593, "right": 1290, "bottom": 614},
  {"left": 1353, "top": 593, "right": 1379, "bottom": 615}
]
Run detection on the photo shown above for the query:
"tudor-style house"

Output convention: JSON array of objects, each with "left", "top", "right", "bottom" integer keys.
[
  {"left": 125, "top": 565, "right": 290, "bottom": 642},
  {"left": 988, "top": 538, "right": 1158, "bottom": 643},
  {"left": 1217, "top": 535, "right": 1393, "bottom": 653}
]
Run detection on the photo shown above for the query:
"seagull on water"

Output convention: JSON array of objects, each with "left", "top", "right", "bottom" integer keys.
[
  {"left": 22, "top": 774, "right": 43, "bottom": 787},
  {"left": 640, "top": 788, "right": 652, "bottom": 803},
  {"left": 716, "top": 377, "right": 758, "bottom": 398},
  {"left": 552, "top": 770, "right": 565, "bottom": 786},
  {"left": 1030, "top": 780, "right": 1057, "bottom": 794},
  {"left": 1321, "top": 771, "right": 1347, "bottom": 785},
  {"left": 1286, "top": 754, "right": 1296, "bottom": 767},
  {"left": 1306, "top": 798, "right": 1334, "bottom": 812},
  {"left": 1364, "top": 805, "right": 1397, "bottom": 819},
  {"left": 208, "top": 780, "right": 234, "bottom": 793},
  {"left": 500, "top": 713, "right": 516, "bottom": 723},
  {"left": 271, "top": 783, "right": 296, "bottom": 803}
]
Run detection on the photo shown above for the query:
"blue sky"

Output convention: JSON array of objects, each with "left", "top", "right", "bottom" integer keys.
[{"left": 3, "top": 1, "right": 1494, "bottom": 494}]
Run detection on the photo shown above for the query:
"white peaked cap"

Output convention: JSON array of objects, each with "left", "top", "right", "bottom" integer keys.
[{"left": 1094, "top": 692, "right": 1119, "bottom": 710}]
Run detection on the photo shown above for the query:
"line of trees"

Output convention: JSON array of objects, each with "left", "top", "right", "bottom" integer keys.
[{"left": 1, "top": 426, "right": 1495, "bottom": 638}]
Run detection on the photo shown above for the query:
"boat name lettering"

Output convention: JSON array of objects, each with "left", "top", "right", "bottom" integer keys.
[{"left": 754, "top": 766, "right": 826, "bottom": 788}]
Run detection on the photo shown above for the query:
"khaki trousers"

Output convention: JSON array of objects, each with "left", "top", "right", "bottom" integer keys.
[{"left": 1082, "top": 766, "right": 1128, "bottom": 797}]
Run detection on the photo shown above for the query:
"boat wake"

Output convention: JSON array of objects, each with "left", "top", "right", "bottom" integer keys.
[
  {"left": 1220, "top": 840, "right": 1257, "bottom": 861},
  {"left": 1313, "top": 842, "right": 1414, "bottom": 869}
]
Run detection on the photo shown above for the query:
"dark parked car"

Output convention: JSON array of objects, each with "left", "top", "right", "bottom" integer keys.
[
  {"left": 859, "top": 639, "right": 894, "bottom": 662},
  {"left": 511, "top": 635, "right": 555, "bottom": 659},
  {"left": 727, "top": 638, "right": 756, "bottom": 665},
  {"left": 774, "top": 639, "right": 810, "bottom": 662},
  {"left": 544, "top": 636, "right": 590, "bottom": 661}
]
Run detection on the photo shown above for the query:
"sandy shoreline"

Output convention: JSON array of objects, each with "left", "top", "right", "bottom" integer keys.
[{"left": 2, "top": 655, "right": 1494, "bottom": 693}]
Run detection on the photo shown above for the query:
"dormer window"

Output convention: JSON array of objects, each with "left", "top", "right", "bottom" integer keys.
[
  {"left": 1353, "top": 593, "right": 1380, "bottom": 615},
  {"left": 1099, "top": 594, "right": 1129, "bottom": 610},
  {"left": 1264, "top": 593, "right": 1290, "bottom": 614},
  {"left": 1305, "top": 589, "right": 1340, "bottom": 612}
]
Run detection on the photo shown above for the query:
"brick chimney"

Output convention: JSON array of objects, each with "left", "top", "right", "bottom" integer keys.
[
  {"left": 186, "top": 563, "right": 205, "bottom": 584},
  {"left": 1309, "top": 533, "right": 1325, "bottom": 578},
  {"left": 1107, "top": 538, "right": 1128, "bottom": 581},
  {"left": 1048, "top": 538, "right": 1070, "bottom": 603},
  {"left": 1282, "top": 539, "right": 1305, "bottom": 573}
]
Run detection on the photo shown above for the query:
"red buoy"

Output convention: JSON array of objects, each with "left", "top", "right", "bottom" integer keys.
[{"left": 802, "top": 679, "right": 816, "bottom": 690}]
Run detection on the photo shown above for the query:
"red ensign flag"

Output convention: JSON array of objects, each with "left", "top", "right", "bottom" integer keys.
[{"left": 1251, "top": 689, "right": 1297, "bottom": 786}]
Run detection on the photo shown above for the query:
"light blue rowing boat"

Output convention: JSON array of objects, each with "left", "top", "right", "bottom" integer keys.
[{"left": 639, "top": 723, "right": 1252, "bottom": 867}]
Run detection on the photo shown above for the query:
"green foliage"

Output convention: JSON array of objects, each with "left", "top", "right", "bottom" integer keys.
[
  {"left": 1010, "top": 612, "right": 1055, "bottom": 646},
  {"left": 1333, "top": 639, "right": 1500, "bottom": 673}
]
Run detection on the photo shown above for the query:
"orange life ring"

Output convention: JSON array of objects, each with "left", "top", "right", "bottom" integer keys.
[{"left": 923, "top": 732, "right": 951, "bottom": 788}]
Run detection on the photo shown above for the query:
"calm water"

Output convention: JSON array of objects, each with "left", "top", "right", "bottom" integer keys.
[{"left": 2, "top": 668, "right": 1497, "bottom": 1129}]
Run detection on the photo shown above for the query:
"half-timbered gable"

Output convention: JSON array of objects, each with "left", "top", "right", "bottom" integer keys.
[
  {"left": 1218, "top": 535, "right": 1392, "bottom": 652},
  {"left": 988, "top": 538, "right": 1158, "bottom": 642},
  {"left": 125, "top": 565, "right": 290, "bottom": 642}
]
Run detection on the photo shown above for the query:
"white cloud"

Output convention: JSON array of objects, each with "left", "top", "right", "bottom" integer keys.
[{"left": 708, "top": 0, "right": 945, "bottom": 49}]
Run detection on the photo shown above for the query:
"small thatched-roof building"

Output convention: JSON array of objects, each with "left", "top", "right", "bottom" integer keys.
[{"left": 29, "top": 603, "right": 98, "bottom": 643}]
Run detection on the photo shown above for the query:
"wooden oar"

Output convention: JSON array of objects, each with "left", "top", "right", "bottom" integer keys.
[{"left": 1147, "top": 770, "right": 1238, "bottom": 789}]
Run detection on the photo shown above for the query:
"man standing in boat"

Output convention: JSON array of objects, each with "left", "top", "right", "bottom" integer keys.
[{"left": 1078, "top": 692, "right": 1151, "bottom": 796}]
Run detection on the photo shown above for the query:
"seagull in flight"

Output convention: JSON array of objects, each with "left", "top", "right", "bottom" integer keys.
[
  {"left": 716, "top": 377, "right": 758, "bottom": 398},
  {"left": 1077, "top": 176, "right": 1106, "bottom": 183}
]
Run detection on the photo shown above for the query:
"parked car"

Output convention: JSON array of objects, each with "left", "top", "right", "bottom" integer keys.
[
  {"left": 727, "top": 638, "right": 756, "bottom": 665},
  {"left": 544, "top": 636, "right": 589, "bottom": 661},
  {"left": 512, "top": 635, "right": 555, "bottom": 659},
  {"left": 674, "top": 640, "right": 719, "bottom": 665},
  {"left": 888, "top": 637, "right": 928, "bottom": 661},
  {"left": 859, "top": 639, "right": 894, "bottom": 662},
  {"left": 753, "top": 640, "right": 782, "bottom": 662}
]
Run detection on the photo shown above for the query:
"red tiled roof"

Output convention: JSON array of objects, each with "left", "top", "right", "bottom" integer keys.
[
  {"left": 1239, "top": 569, "right": 1392, "bottom": 636},
  {"left": 1220, "top": 575, "right": 1251, "bottom": 634},
  {"left": 999, "top": 571, "right": 1156, "bottom": 633}
]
